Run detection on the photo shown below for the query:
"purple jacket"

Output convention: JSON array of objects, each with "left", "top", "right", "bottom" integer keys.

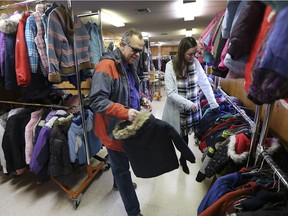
[
  {"left": 29, "top": 110, "right": 67, "bottom": 174},
  {"left": 0, "top": 32, "right": 5, "bottom": 76}
]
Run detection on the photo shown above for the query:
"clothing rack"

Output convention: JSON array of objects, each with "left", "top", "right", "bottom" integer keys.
[
  {"left": 0, "top": 0, "right": 43, "bottom": 10},
  {"left": 217, "top": 87, "right": 255, "bottom": 127},
  {"left": 218, "top": 87, "right": 288, "bottom": 189},
  {"left": 254, "top": 104, "right": 288, "bottom": 189},
  {"left": 0, "top": 0, "right": 108, "bottom": 209},
  {"left": 77, "top": 10, "right": 102, "bottom": 32},
  {"left": 217, "top": 86, "right": 263, "bottom": 167},
  {"left": 0, "top": 100, "right": 78, "bottom": 110},
  {"left": 48, "top": 0, "right": 108, "bottom": 209},
  {"left": 77, "top": 11, "right": 99, "bottom": 18}
]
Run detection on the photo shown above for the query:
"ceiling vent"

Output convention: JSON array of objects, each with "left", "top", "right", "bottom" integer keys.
[
  {"left": 161, "top": 33, "right": 168, "bottom": 36},
  {"left": 137, "top": 8, "right": 151, "bottom": 14}
]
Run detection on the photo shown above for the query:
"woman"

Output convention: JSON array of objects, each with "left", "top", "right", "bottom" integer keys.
[{"left": 162, "top": 37, "right": 219, "bottom": 174}]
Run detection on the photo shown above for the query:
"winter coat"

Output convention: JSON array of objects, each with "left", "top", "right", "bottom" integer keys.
[
  {"left": 67, "top": 109, "right": 102, "bottom": 164},
  {"left": 205, "top": 136, "right": 280, "bottom": 178},
  {"left": 47, "top": 5, "right": 94, "bottom": 83},
  {"left": 113, "top": 111, "right": 196, "bottom": 178},
  {"left": 25, "top": 109, "right": 43, "bottom": 164},
  {"left": 2, "top": 108, "right": 34, "bottom": 173},
  {"left": 89, "top": 48, "right": 141, "bottom": 152},
  {"left": 248, "top": 6, "right": 288, "bottom": 105},
  {"left": 29, "top": 110, "right": 70, "bottom": 174},
  {"left": 15, "top": 11, "right": 31, "bottom": 86},
  {"left": 49, "top": 115, "right": 74, "bottom": 180},
  {"left": 244, "top": 6, "right": 273, "bottom": 92},
  {"left": 227, "top": 1, "right": 266, "bottom": 60},
  {"left": 0, "top": 112, "right": 8, "bottom": 173}
]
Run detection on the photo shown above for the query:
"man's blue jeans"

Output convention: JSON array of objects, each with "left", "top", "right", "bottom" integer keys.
[{"left": 107, "top": 149, "right": 140, "bottom": 216}]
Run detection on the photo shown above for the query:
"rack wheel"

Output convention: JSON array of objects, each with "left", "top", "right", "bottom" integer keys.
[
  {"left": 103, "top": 162, "right": 110, "bottom": 171},
  {"left": 72, "top": 193, "right": 83, "bottom": 210}
]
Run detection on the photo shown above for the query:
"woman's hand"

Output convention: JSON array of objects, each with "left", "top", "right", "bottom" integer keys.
[{"left": 191, "top": 103, "right": 198, "bottom": 112}]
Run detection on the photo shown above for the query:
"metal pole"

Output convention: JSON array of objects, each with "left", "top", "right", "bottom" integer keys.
[
  {"left": 246, "top": 105, "right": 262, "bottom": 167},
  {"left": 254, "top": 104, "right": 273, "bottom": 167},
  {"left": 68, "top": 0, "right": 91, "bottom": 165}
]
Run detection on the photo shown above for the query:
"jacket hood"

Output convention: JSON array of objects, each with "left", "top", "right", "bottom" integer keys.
[
  {"left": 100, "top": 48, "right": 122, "bottom": 63},
  {"left": 228, "top": 134, "right": 250, "bottom": 163},
  {"left": 228, "top": 135, "right": 281, "bottom": 163},
  {"left": 113, "top": 111, "right": 151, "bottom": 140}
]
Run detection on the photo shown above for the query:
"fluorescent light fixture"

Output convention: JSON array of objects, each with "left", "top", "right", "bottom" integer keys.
[
  {"left": 101, "top": 9, "right": 125, "bottom": 27},
  {"left": 182, "top": 28, "right": 199, "bottom": 37},
  {"left": 184, "top": 15, "right": 194, "bottom": 21},
  {"left": 182, "top": 0, "right": 204, "bottom": 21},
  {"left": 185, "top": 29, "right": 193, "bottom": 37}
]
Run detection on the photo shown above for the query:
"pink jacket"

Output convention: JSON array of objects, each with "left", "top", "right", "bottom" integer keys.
[{"left": 25, "top": 109, "right": 43, "bottom": 164}]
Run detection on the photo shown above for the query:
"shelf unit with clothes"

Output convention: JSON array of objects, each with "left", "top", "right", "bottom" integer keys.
[
  {"left": 197, "top": 2, "right": 288, "bottom": 215},
  {"left": 0, "top": 0, "right": 109, "bottom": 209}
]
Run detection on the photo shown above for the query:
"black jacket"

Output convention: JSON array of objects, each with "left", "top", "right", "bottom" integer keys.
[{"left": 113, "top": 111, "right": 195, "bottom": 178}]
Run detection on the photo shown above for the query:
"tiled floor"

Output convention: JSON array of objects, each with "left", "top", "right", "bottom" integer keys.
[{"left": 0, "top": 87, "right": 212, "bottom": 216}]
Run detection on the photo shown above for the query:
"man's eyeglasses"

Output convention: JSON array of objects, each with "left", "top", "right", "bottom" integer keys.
[{"left": 124, "top": 42, "right": 143, "bottom": 54}]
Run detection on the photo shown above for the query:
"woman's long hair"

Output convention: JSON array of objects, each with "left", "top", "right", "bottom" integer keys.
[{"left": 173, "top": 37, "right": 197, "bottom": 78}]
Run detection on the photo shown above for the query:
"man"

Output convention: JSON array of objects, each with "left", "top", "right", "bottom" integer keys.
[{"left": 89, "top": 28, "right": 149, "bottom": 216}]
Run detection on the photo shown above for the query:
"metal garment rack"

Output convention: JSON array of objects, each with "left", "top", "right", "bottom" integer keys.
[
  {"left": 254, "top": 104, "right": 288, "bottom": 189},
  {"left": 217, "top": 87, "right": 288, "bottom": 189},
  {"left": 217, "top": 86, "right": 263, "bottom": 167},
  {"left": 0, "top": 0, "right": 108, "bottom": 209},
  {"left": 49, "top": 0, "right": 108, "bottom": 209},
  {"left": 0, "top": 0, "right": 43, "bottom": 10},
  {"left": 0, "top": 100, "right": 78, "bottom": 110},
  {"left": 217, "top": 87, "right": 255, "bottom": 127}
]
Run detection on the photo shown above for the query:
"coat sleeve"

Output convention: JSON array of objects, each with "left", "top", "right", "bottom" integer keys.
[
  {"left": 195, "top": 59, "right": 219, "bottom": 109},
  {"left": 89, "top": 61, "right": 129, "bottom": 120},
  {"left": 165, "top": 60, "right": 193, "bottom": 110},
  {"left": 166, "top": 122, "right": 196, "bottom": 163}
]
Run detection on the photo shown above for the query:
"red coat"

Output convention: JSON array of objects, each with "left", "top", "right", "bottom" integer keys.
[{"left": 15, "top": 12, "right": 31, "bottom": 86}]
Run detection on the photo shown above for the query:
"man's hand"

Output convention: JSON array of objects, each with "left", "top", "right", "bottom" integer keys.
[{"left": 128, "top": 109, "right": 140, "bottom": 121}]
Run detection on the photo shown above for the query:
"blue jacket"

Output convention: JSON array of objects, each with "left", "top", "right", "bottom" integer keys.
[{"left": 68, "top": 109, "right": 102, "bottom": 164}]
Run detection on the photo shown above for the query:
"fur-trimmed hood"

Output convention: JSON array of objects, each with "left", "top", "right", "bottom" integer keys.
[
  {"left": 113, "top": 111, "right": 151, "bottom": 140},
  {"left": 0, "top": 12, "right": 22, "bottom": 34},
  {"left": 228, "top": 134, "right": 280, "bottom": 163}
]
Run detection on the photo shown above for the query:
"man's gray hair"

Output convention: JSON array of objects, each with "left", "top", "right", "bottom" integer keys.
[{"left": 121, "top": 28, "right": 143, "bottom": 44}]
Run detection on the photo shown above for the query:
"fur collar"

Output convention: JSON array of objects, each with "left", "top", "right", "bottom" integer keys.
[
  {"left": 228, "top": 135, "right": 280, "bottom": 163},
  {"left": 0, "top": 12, "right": 22, "bottom": 34},
  {"left": 113, "top": 111, "right": 151, "bottom": 140},
  {"left": 228, "top": 135, "right": 249, "bottom": 163}
]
